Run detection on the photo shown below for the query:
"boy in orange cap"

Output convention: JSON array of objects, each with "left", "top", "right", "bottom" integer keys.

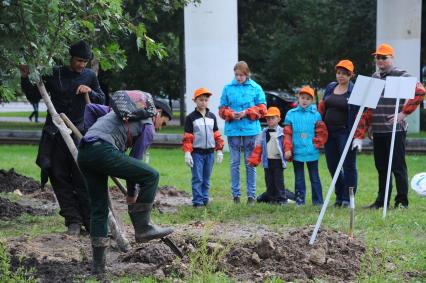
[
  {"left": 360, "top": 43, "right": 426, "bottom": 209},
  {"left": 182, "top": 88, "right": 224, "bottom": 207},
  {"left": 284, "top": 86, "right": 328, "bottom": 206},
  {"left": 248, "top": 107, "right": 288, "bottom": 204}
]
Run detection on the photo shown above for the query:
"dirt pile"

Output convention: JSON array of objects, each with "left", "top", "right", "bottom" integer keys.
[
  {"left": 0, "top": 168, "right": 41, "bottom": 194},
  {"left": 0, "top": 197, "right": 52, "bottom": 220},
  {"left": 7, "top": 225, "right": 366, "bottom": 282},
  {"left": 220, "top": 227, "right": 365, "bottom": 282}
]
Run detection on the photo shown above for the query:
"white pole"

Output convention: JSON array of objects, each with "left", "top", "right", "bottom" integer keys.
[
  {"left": 309, "top": 103, "right": 366, "bottom": 245},
  {"left": 382, "top": 97, "right": 400, "bottom": 218}
]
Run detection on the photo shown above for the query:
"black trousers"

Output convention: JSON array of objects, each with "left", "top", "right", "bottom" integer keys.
[
  {"left": 259, "top": 159, "right": 287, "bottom": 203},
  {"left": 373, "top": 131, "right": 408, "bottom": 206},
  {"left": 48, "top": 135, "right": 91, "bottom": 229}
]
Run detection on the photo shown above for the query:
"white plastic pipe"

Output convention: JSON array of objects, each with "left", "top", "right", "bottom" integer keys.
[{"left": 382, "top": 97, "right": 400, "bottom": 217}]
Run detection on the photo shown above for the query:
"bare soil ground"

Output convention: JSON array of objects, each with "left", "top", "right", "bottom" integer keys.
[{"left": 2, "top": 170, "right": 366, "bottom": 282}]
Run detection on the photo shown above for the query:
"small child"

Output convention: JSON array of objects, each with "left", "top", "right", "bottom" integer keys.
[
  {"left": 182, "top": 88, "right": 225, "bottom": 207},
  {"left": 284, "top": 86, "right": 328, "bottom": 206},
  {"left": 248, "top": 107, "right": 288, "bottom": 204}
]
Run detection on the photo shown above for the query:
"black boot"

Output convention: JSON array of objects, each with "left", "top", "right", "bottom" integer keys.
[
  {"left": 91, "top": 237, "right": 108, "bottom": 275},
  {"left": 128, "top": 203, "right": 173, "bottom": 243}
]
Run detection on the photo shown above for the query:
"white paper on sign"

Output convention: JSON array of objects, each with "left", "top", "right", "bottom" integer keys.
[
  {"left": 384, "top": 76, "right": 416, "bottom": 99},
  {"left": 348, "top": 75, "right": 385, "bottom": 109}
]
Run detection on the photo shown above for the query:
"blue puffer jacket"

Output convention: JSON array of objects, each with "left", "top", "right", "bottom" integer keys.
[
  {"left": 258, "top": 125, "right": 286, "bottom": 169},
  {"left": 284, "top": 104, "right": 322, "bottom": 162},
  {"left": 219, "top": 78, "right": 266, "bottom": 136},
  {"left": 323, "top": 81, "right": 359, "bottom": 132}
]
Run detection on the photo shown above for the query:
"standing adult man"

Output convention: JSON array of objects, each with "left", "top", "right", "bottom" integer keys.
[
  {"left": 20, "top": 40, "right": 105, "bottom": 235},
  {"left": 363, "top": 43, "right": 425, "bottom": 209}
]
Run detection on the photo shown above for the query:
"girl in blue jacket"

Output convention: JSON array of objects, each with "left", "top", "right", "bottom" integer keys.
[
  {"left": 219, "top": 61, "right": 266, "bottom": 204},
  {"left": 284, "top": 86, "right": 328, "bottom": 206}
]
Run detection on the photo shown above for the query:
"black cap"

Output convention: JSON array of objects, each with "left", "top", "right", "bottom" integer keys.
[
  {"left": 69, "top": 40, "right": 92, "bottom": 60},
  {"left": 154, "top": 99, "right": 173, "bottom": 120}
]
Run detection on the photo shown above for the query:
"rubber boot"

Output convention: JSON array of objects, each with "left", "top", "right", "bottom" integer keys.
[
  {"left": 128, "top": 203, "right": 173, "bottom": 242},
  {"left": 91, "top": 237, "right": 109, "bottom": 275}
]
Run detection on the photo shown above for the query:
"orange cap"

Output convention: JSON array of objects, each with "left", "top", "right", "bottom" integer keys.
[
  {"left": 372, "top": 43, "right": 394, "bottom": 56},
  {"left": 299, "top": 86, "right": 315, "bottom": 98},
  {"left": 193, "top": 87, "right": 212, "bottom": 100},
  {"left": 335, "top": 59, "right": 354, "bottom": 73},
  {"left": 264, "top": 107, "right": 281, "bottom": 118}
]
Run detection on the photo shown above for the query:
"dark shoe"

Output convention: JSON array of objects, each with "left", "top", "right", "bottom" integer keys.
[
  {"left": 128, "top": 203, "right": 173, "bottom": 243},
  {"left": 67, "top": 223, "right": 81, "bottom": 236},
  {"left": 363, "top": 203, "right": 382, "bottom": 209},
  {"left": 233, "top": 196, "right": 240, "bottom": 204},
  {"left": 333, "top": 202, "right": 342, "bottom": 207},
  {"left": 193, "top": 203, "right": 205, "bottom": 208},
  {"left": 341, "top": 201, "right": 350, "bottom": 208},
  {"left": 247, "top": 197, "right": 255, "bottom": 204},
  {"left": 91, "top": 237, "right": 108, "bottom": 275},
  {"left": 394, "top": 203, "right": 408, "bottom": 209}
]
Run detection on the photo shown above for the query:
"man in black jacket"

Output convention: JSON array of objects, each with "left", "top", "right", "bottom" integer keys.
[{"left": 20, "top": 40, "right": 105, "bottom": 235}]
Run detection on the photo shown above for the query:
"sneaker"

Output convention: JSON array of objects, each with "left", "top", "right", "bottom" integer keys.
[
  {"left": 247, "top": 197, "right": 255, "bottom": 204},
  {"left": 67, "top": 223, "right": 81, "bottom": 236},
  {"left": 233, "top": 196, "right": 240, "bottom": 204}
]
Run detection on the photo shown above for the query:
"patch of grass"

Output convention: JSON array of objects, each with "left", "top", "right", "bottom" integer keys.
[
  {"left": 0, "top": 121, "right": 43, "bottom": 131},
  {"left": 0, "top": 145, "right": 425, "bottom": 282},
  {"left": 0, "top": 111, "right": 47, "bottom": 118},
  {"left": 0, "top": 241, "right": 37, "bottom": 283},
  {"left": 159, "top": 125, "right": 183, "bottom": 134},
  {"left": 407, "top": 130, "right": 426, "bottom": 138}
]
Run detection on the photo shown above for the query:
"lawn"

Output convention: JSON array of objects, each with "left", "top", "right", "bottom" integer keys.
[{"left": 0, "top": 145, "right": 425, "bottom": 282}]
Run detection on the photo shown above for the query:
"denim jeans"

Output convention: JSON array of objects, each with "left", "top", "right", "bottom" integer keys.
[
  {"left": 228, "top": 135, "right": 257, "bottom": 198},
  {"left": 191, "top": 152, "right": 214, "bottom": 205},
  {"left": 324, "top": 129, "right": 357, "bottom": 204},
  {"left": 293, "top": 160, "right": 323, "bottom": 205}
]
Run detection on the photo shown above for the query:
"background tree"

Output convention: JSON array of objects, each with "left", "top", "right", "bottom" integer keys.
[
  {"left": 0, "top": 0, "right": 194, "bottom": 102},
  {"left": 238, "top": 0, "right": 377, "bottom": 92}
]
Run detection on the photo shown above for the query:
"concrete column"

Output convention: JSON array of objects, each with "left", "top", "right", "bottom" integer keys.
[
  {"left": 184, "top": 0, "right": 238, "bottom": 133},
  {"left": 377, "top": 0, "right": 422, "bottom": 132}
]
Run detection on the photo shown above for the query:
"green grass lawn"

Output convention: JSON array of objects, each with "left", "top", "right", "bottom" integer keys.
[
  {"left": 0, "top": 111, "right": 47, "bottom": 118},
  {"left": 0, "top": 145, "right": 425, "bottom": 282}
]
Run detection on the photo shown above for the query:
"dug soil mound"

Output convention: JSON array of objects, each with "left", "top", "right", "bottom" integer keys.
[
  {"left": 154, "top": 185, "right": 191, "bottom": 213},
  {"left": 0, "top": 197, "right": 52, "bottom": 220},
  {"left": 7, "top": 224, "right": 366, "bottom": 282},
  {"left": 0, "top": 168, "right": 41, "bottom": 194}
]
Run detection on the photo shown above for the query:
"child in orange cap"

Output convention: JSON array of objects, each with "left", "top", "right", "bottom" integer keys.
[
  {"left": 284, "top": 86, "right": 328, "bottom": 206},
  {"left": 247, "top": 107, "right": 288, "bottom": 204},
  {"left": 182, "top": 88, "right": 224, "bottom": 207}
]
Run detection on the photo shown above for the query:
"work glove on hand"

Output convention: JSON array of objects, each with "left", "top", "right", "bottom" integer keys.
[
  {"left": 351, "top": 139, "right": 363, "bottom": 152},
  {"left": 216, "top": 150, "right": 223, "bottom": 164},
  {"left": 184, "top": 152, "right": 193, "bottom": 168}
]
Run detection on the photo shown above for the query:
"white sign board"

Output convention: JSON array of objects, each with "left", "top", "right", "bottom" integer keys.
[
  {"left": 384, "top": 76, "right": 416, "bottom": 99},
  {"left": 348, "top": 75, "right": 385, "bottom": 109}
]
